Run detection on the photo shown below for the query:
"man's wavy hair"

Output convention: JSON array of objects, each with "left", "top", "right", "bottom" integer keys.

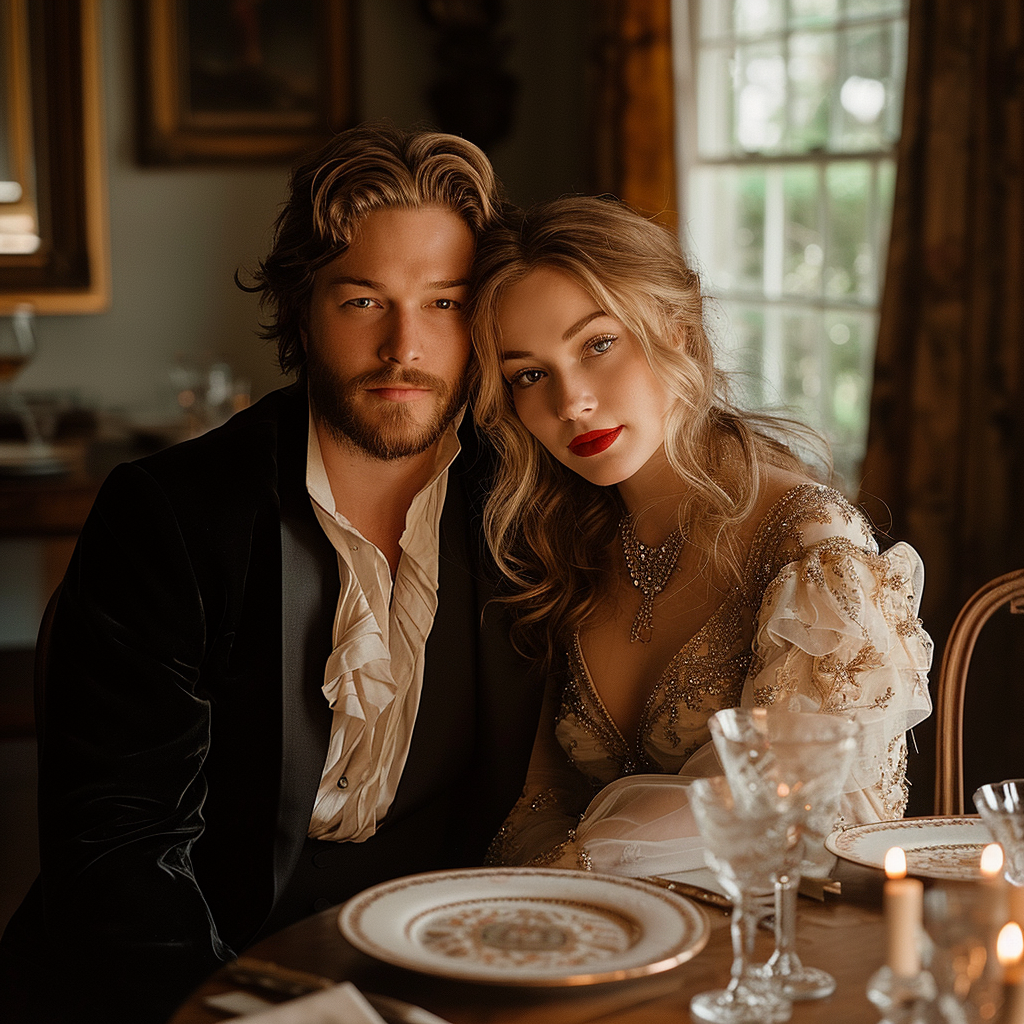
[
  {"left": 469, "top": 195, "right": 830, "bottom": 665},
  {"left": 246, "top": 123, "right": 503, "bottom": 376}
]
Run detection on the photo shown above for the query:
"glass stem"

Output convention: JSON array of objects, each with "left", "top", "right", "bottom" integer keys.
[
  {"left": 728, "top": 890, "right": 763, "bottom": 989},
  {"left": 769, "top": 871, "right": 803, "bottom": 974}
]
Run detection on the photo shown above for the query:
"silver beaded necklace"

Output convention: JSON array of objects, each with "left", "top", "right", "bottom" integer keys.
[{"left": 619, "top": 512, "right": 686, "bottom": 644}]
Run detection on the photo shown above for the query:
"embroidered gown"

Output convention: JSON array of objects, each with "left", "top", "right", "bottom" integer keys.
[{"left": 488, "top": 484, "right": 934, "bottom": 873}]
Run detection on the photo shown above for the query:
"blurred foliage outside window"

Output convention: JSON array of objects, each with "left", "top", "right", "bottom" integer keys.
[{"left": 684, "top": 0, "right": 908, "bottom": 489}]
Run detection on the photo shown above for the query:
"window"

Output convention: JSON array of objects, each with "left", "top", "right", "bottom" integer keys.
[{"left": 676, "top": 0, "right": 908, "bottom": 488}]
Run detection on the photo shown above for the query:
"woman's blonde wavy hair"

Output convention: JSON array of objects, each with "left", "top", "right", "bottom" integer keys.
[{"left": 468, "top": 195, "right": 829, "bottom": 665}]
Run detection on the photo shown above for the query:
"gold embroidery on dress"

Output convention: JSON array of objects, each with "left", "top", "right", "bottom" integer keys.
[{"left": 497, "top": 482, "right": 924, "bottom": 868}]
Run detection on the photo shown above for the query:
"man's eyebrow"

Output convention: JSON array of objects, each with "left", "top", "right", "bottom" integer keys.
[
  {"left": 563, "top": 310, "right": 605, "bottom": 340},
  {"left": 325, "top": 275, "right": 384, "bottom": 289},
  {"left": 322, "top": 276, "right": 471, "bottom": 290},
  {"left": 429, "top": 278, "right": 471, "bottom": 290}
]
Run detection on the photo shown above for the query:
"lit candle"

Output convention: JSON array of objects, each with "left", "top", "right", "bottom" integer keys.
[
  {"left": 996, "top": 923, "right": 1024, "bottom": 1024},
  {"left": 1010, "top": 884, "right": 1024, "bottom": 929},
  {"left": 984, "top": 844, "right": 1007, "bottom": 880},
  {"left": 1000, "top": 923, "right": 1024, "bottom": 984},
  {"left": 884, "top": 846, "right": 923, "bottom": 977}
]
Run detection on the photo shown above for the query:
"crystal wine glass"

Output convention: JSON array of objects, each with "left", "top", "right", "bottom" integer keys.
[
  {"left": 710, "top": 707, "right": 859, "bottom": 1001},
  {"left": 0, "top": 304, "right": 43, "bottom": 447},
  {"left": 974, "top": 780, "right": 1024, "bottom": 885},
  {"left": 687, "top": 774, "right": 796, "bottom": 1024}
]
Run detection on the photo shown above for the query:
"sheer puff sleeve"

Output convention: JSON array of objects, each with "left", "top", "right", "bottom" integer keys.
[{"left": 742, "top": 535, "right": 933, "bottom": 823}]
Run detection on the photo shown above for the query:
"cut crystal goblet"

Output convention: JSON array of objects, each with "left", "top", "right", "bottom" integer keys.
[
  {"left": 974, "top": 780, "right": 1024, "bottom": 886},
  {"left": 710, "top": 707, "right": 859, "bottom": 1001},
  {"left": 687, "top": 774, "right": 795, "bottom": 1024}
]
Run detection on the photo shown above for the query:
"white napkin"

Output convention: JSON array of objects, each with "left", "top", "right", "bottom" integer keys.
[{"left": 233, "top": 981, "right": 386, "bottom": 1023}]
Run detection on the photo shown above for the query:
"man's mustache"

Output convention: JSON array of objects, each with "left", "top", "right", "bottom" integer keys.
[{"left": 350, "top": 368, "right": 449, "bottom": 391}]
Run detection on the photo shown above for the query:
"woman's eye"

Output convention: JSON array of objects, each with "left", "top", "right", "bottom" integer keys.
[
  {"left": 509, "top": 368, "right": 545, "bottom": 388},
  {"left": 588, "top": 335, "right": 615, "bottom": 355}
]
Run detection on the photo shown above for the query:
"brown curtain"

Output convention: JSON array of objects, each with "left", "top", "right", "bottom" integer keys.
[
  {"left": 588, "top": 0, "right": 677, "bottom": 231},
  {"left": 858, "top": 0, "right": 1024, "bottom": 813}
]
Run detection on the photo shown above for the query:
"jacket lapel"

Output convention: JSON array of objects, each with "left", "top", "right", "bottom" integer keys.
[{"left": 273, "top": 388, "right": 336, "bottom": 897}]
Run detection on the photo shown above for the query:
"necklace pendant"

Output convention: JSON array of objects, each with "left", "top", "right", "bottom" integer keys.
[
  {"left": 620, "top": 512, "right": 686, "bottom": 646},
  {"left": 631, "top": 622, "right": 653, "bottom": 644}
]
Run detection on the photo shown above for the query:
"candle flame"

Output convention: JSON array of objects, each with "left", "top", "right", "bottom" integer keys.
[
  {"left": 885, "top": 846, "right": 907, "bottom": 879},
  {"left": 998, "top": 923, "right": 1024, "bottom": 967},
  {"left": 777, "top": 782, "right": 791, "bottom": 798},
  {"left": 981, "top": 843, "right": 1004, "bottom": 878}
]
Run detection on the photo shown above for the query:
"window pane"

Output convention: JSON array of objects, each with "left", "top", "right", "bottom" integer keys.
[
  {"left": 790, "top": 0, "right": 839, "bottom": 29},
  {"left": 733, "top": 0, "right": 785, "bottom": 37},
  {"left": 787, "top": 31, "right": 836, "bottom": 152},
  {"left": 845, "top": 0, "right": 907, "bottom": 18},
  {"left": 824, "top": 161, "right": 873, "bottom": 301},
  {"left": 836, "top": 23, "right": 902, "bottom": 150},
  {"left": 735, "top": 41, "right": 786, "bottom": 152},
  {"left": 697, "top": 44, "right": 735, "bottom": 157},
  {"left": 783, "top": 166, "right": 821, "bottom": 298},
  {"left": 780, "top": 308, "right": 825, "bottom": 424},
  {"left": 824, "top": 309, "right": 875, "bottom": 485},
  {"left": 689, "top": 166, "right": 766, "bottom": 293},
  {"left": 713, "top": 300, "right": 767, "bottom": 404}
]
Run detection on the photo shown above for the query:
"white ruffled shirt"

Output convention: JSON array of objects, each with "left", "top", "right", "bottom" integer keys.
[{"left": 304, "top": 413, "right": 461, "bottom": 842}]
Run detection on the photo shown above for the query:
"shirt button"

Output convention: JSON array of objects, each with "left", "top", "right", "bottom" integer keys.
[
  {"left": 337, "top": 776, "right": 348, "bottom": 790},
  {"left": 312, "top": 898, "right": 331, "bottom": 912},
  {"left": 312, "top": 850, "right": 332, "bottom": 869}
]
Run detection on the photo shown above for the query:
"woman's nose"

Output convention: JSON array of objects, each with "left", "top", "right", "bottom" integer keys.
[{"left": 554, "top": 374, "right": 595, "bottom": 421}]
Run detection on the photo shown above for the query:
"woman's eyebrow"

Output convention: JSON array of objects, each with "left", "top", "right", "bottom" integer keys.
[{"left": 563, "top": 310, "right": 605, "bottom": 340}]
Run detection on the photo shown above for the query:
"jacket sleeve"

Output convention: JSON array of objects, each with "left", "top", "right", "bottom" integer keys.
[{"left": 35, "top": 461, "right": 235, "bottom": 1021}]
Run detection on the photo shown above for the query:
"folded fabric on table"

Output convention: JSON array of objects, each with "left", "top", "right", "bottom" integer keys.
[{"left": 232, "top": 981, "right": 385, "bottom": 1023}]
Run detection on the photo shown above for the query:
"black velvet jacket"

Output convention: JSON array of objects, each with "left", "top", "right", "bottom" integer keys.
[{"left": 1, "top": 383, "right": 541, "bottom": 1022}]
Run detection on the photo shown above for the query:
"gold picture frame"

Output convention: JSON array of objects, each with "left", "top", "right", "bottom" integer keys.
[
  {"left": 0, "top": 0, "right": 110, "bottom": 314},
  {"left": 137, "top": 0, "right": 355, "bottom": 164}
]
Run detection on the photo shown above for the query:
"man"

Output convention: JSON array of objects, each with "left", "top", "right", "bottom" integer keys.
[{"left": 0, "top": 124, "right": 542, "bottom": 1023}]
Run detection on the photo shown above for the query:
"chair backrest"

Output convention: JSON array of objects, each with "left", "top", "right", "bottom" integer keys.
[{"left": 934, "top": 568, "right": 1024, "bottom": 816}]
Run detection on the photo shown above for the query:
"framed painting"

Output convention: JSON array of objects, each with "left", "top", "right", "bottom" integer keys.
[
  {"left": 137, "top": 0, "right": 355, "bottom": 164},
  {"left": 0, "top": 0, "right": 110, "bottom": 314}
]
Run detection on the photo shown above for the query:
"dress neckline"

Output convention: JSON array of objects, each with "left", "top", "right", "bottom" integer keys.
[{"left": 571, "top": 481, "right": 842, "bottom": 760}]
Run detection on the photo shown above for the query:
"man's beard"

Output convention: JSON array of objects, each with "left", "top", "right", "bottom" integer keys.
[{"left": 306, "top": 349, "right": 468, "bottom": 462}]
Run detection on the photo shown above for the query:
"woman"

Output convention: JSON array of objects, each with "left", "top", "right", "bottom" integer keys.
[{"left": 468, "top": 195, "right": 933, "bottom": 874}]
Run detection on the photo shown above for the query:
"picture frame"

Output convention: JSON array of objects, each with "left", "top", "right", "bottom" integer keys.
[
  {"left": 137, "top": 0, "right": 355, "bottom": 164},
  {"left": 0, "top": 0, "right": 110, "bottom": 314}
]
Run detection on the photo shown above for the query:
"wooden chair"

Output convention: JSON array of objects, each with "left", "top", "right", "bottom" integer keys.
[{"left": 934, "top": 568, "right": 1024, "bottom": 816}]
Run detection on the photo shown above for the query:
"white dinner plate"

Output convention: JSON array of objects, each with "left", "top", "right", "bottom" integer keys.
[
  {"left": 338, "top": 866, "right": 710, "bottom": 986},
  {"left": 824, "top": 815, "right": 994, "bottom": 880}
]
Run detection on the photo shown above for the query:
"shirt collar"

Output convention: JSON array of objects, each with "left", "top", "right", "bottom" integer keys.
[{"left": 306, "top": 407, "right": 464, "bottom": 524}]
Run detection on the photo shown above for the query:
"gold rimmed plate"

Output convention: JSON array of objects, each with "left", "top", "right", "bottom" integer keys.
[
  {"left": 338, "top": 866, "right": 710, "bottom": 986},
  {"left": 825, "top": 815, "right": 993, "bottom": 880}
]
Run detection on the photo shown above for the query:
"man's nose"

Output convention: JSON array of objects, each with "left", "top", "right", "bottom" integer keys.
[{"left": 377, "top": 309, "right": 420, "bottom": 365}]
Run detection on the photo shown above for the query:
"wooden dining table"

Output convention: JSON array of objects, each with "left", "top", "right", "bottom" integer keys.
[{"left": 169, "top": 864, "right": 889, "bottom": 1024}]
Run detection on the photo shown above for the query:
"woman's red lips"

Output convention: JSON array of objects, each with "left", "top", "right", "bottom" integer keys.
[{"left": 568, "top": 427, "right": 623, "bottom": 457}]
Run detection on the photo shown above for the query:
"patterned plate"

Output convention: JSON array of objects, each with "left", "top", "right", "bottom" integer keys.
[
  {"left": 825, "top": 816, "right": 995, "bottom": 879},
  {"left": 338, "top": 866, "right": 710, "bottom": 986}
]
